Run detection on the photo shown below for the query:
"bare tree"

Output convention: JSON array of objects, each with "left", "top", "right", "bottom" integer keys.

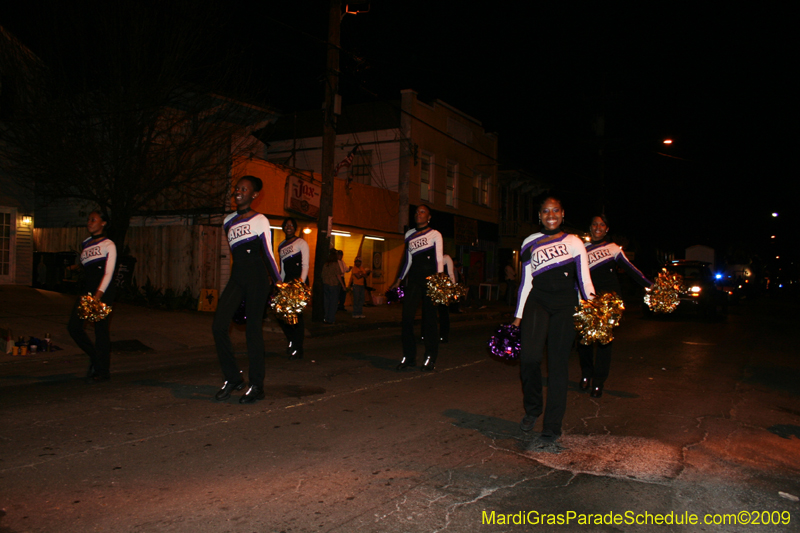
[{"left": 0, "top": 0, "right": 274, "bottom": 251}]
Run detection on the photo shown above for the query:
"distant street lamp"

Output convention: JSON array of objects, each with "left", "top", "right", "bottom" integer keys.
[{"left": 662, "top": 139, "right": 673, "bottom": 145}]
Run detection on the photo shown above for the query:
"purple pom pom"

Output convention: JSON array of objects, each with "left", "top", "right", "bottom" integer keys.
[
  {"left": 385, "top": 286, "right": 405, "bottom": 304},
  {"left": 232, "top": 298, "right": 247, "bottom": 325},
  {"left": 487, "top": 323, "right": 521, "bottom": 360}
]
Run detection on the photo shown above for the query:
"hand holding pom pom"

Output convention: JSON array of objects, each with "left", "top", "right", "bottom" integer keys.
[
  {"left": 77, "top": 294, "right": 112, "bottom": 323},
  {"left": 232, "top": 298, "right": 247, "bottom": 325},
  {"left": 644, "top": 268, "right": 683, "bottom": 314},
  {"left": 385, "top": 286, "right": 404, "bottom": 304},
  {"left": 270, "top": 279, "right": 311, "bottom": 325},
  {"left": 574, "top": 292, "right": 625, "bottom": 345},
  {"left": 487, "top": 323, "right": 521, "bottom": 360},
  {"left": 426, "top": 272, "right": 465, "bottom": 306}
]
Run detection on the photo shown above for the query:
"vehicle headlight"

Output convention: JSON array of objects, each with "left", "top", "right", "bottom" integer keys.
[{"left": 689, "top": 286, "right": 701, "bottom": 296}]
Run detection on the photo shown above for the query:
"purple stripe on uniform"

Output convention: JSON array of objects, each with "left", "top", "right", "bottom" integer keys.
[
  {"left": 83, "top": 257, "right": 107, "bottom": 267},
  {"left": 259, "top": 232, "right": 280, "bottom": 282},
  {"left": 574, "top": 256, "right": 590, "bottom": 300},
  {"left": 589, "top": 256, "right": 616, "bottom": 270}
]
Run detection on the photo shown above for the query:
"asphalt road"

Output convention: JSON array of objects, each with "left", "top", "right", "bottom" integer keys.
[{"left": 1, "top": 300, "right": 799, "bottom": 532}]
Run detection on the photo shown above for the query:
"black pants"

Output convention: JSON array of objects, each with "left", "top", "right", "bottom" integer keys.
[
  {"left": 401, "top": 280, "right": 438, "bottom": 363},
  {"left": 338, "top": 276, "right": 347, "bottom": 308},
  {"left": 279, "top": 312, "right": 305, "bottom": 356},
  {"left": 438, "top": 304, "right": 450, "bottom": 342},
  {"left": 213, "top": 261, "right": 270, "bottom": 388},
  {"left": 519, "top": 295, "right": 576, "bottom": 433},
  {"left": 68, "top": 294, "right": 113, "bottom": 376},
  {"left": 578, "top": 341, "right": 613, "bottom": 384}
]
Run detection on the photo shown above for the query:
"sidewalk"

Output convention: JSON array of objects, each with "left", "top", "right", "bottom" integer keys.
[{"left": 0, "top": 284, "right": 514, "bottom": 365}]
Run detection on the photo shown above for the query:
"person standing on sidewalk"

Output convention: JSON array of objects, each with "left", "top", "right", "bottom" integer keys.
[
  {"left": 212, "top": 176, "right": 281, "bottom": 404},
  {"left": 278, "top": 217, "right": 309, "bottom": 360},
  {"left": 68, "top": 210, "right": 117, "bottom": 383},
  {"left": 336, "top": 249, "right": 351, "bottom": 311},
  {"left": 349, "top": 257, "right": 371, "bottom": 318},
  {"left": 511, "top": 196, "right": 595, "bottom": 441},
  {"left": 504, "top": 259, "right": 518, "bottom": 307},
  {"left": 578, "top": 214, "right": 651, "bottom": 398},
  {"left": 322, "top": 249, "right": 347, "bottom": 324},
  {"left": 390, "top": 205, "right": 444, "bottom": 372}
]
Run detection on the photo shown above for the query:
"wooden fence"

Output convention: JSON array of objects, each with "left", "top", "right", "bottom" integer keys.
[{"left": 33, "top": 225, "right": 222, "bottom": 297}]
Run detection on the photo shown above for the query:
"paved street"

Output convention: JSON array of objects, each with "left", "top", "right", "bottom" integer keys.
[{"left": 1, "top": 287, "right": 799, "bottom": 532}]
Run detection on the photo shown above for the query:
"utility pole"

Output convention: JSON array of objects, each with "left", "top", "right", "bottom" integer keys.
[{"left": 312, "top": 0, "right": 341, "bottom": 322}]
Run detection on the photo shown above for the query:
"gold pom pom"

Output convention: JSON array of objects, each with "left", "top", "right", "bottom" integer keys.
[
  {"left": 644, "top": 268, "right": 684, "bottom": 313},
  {"left": 426, "top": 272, "right": 466, "bottom": 306},
  {"left": 574, "top": 292, "right": 625, "bottom": 345},
  {"left": 77, "top": 293, "right": 112, "bottom": 322},
  {"left": 270, "top": 279, "right": 311, "bottom": 325}
]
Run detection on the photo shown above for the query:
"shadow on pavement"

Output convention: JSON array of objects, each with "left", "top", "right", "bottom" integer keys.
[{"left": 444, "top": 408, "right": 566, "bottom": 454}]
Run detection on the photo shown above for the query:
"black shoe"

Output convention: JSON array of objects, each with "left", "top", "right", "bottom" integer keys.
[
  {"left": 590, "top": 383, "right": 604, "bottom": 398},
  {"left": 439, "top": 337, "right": 448, "bottom": 343},
  {"left": 85, "top": 372, "right": 110, "bottom": 384},
  {"left": 396, "top": 358, "right": 415, "bottom": 371},
  {"left": 286, "top": 342, "right": 294, "bottom": 357},
  {"left": 520, "top": 415, "right": 538, "bottom": 432},
  {"left": 239, "top": 385, "right": 265, "bottom": 404},
  {"left": 214, "top": 379, "right": 245, "bottom": 401},
  {"left": 288, "top": 349, "right": 303, "bottom": 361},
  {"left": 580, "top": 377, "right": 591, "bottom": 391},
  {"left": 420, "top": 355, "right": 435, "bottom": 372},
  {"left": 86, "top": 364, "right": 95, "bottom": 378},
  {"left": 540, "top": 427, "right": 562, "bottom": 442}
]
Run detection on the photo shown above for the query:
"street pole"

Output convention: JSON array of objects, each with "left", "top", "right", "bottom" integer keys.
[{"left": 312, "top": 0, "right": 341, "bottom": 322}]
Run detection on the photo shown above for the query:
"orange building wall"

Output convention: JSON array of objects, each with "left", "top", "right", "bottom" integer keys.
[{"left": 231, "top": 158, "right": 403, "bottom": 291}]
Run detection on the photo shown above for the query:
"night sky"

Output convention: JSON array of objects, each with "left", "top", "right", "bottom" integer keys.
[{"left": 3, "top": 1, "right": 798, "bottom": 270}]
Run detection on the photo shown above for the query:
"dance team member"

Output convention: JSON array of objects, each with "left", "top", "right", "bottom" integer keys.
[
  {"left": 212, "top": 176, "right": 281, "bottom": 404},
  {"left": 579, "top": 214, "right": 651, "bottom": 397},
  {"left": 511, "top": 197, "right": 595, "bottom": 440},
  {"left": 68, "top": 210, "right": 117, "bottom": 383},
  {"left": 391, "top": 205, "right": 444, "bottom": 372},
  {"left": 278, "top": 217, "right": 310, "bottom": 360}
]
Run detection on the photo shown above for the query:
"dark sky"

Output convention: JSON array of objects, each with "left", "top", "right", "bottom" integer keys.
[{"left": 3, "top": 1, "right": 798, "bottom": 266}]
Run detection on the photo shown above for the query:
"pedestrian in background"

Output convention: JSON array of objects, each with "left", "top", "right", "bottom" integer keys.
[
  {"left": 349, "top": 257, "right": 371, "bottom": 318},
  {"left": 504, "top": 259, "right": 518, "bottom": 307},
  {"left": 323, "top": 249, "right": 347, "bottom": 324},
  {"left": 337, "top": 249, "right": 350, "bottom": 311}
]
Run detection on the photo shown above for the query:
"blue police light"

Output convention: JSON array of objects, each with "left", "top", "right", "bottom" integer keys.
[{"left": 715, "top": 273, "right": 723, "bottom": 280}]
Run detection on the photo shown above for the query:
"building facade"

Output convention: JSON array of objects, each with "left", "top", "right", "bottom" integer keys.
[{"left": 260, "top": 89, "right": 501, "bottom": 288}]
